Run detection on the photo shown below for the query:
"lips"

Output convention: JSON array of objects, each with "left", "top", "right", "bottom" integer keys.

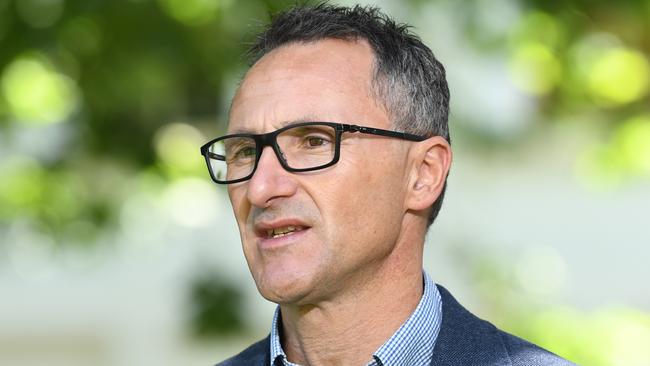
[{"left": 254, "top": 219, "right": 311, "bottom": 246}]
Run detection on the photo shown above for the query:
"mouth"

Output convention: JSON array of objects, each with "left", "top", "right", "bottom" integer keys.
[
  {"left": 265, "top": 225, "right": 307, "bottom": 239},
  {"left": 254, "top": 220, "right": 311, "bottom": 248}
]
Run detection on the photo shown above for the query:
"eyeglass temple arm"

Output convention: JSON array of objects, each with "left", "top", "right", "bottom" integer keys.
[
  {"left": 205, "top": 151, "right": 225, "bottom": 160},
  {"left": 341, "top": 124, "right": 427, "bottom": 141}
]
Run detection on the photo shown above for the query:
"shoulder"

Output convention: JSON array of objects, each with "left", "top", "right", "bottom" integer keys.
[
  {"left": 433, "top": 285, "right": 577, "bottom": 366},
  {"left": 496, "top": 330, "right": 576, "bottom": 366},
  {"left": 215, "top": 336, "right": 270, "bottom": 366}
]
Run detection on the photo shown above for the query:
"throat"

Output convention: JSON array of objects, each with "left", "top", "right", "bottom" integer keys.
[{"left": 278, "top": 269, "right": 425, "bottom": 366}]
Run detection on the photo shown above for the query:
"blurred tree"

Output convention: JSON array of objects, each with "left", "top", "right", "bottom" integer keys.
[
  {"left": 0, "top": 0, "right": 297, "bottom": 244},
  {"left": 1, "top": 0, "right": 649, "bottom": 245}
]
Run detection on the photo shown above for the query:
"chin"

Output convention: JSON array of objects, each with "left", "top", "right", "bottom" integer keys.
[{"left": 254, "top": 269, "right": 315, "bottom": 305}]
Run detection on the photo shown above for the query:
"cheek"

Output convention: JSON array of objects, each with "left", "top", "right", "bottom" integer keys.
[
  {"left": 227, "top": 187, "right": 252, "bottom": 242},
  {"left": 228, "top": 186, "right": 247, "bottom": 218},
  {"left": 322, "top": 155, "right": 404, "bottom": 235},
  {"left": 345, "top": 149, "right": 405, "bottom": 203}
]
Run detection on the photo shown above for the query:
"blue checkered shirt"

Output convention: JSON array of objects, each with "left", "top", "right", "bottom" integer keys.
[{"left": 269, "top": 271, "right": 443, "bottom": 366}]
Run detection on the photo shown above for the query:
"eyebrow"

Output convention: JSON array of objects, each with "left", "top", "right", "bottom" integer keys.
[{"left": 229, "top": 115, "right": 323, "bottom": 134}]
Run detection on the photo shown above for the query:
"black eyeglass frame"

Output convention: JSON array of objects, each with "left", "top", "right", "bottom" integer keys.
[{"left": 200, "top": 122, "right": 428, "bottom": 184}]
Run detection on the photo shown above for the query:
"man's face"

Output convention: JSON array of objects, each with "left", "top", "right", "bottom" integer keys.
[{"left": 228, "top": 39, "right": 413, "bottom": 305}]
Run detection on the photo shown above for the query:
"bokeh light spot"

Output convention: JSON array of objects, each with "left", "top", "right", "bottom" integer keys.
[
  {"left": 615, "top": 115, "right": 650, "bottom": 176},
  {"left": 510, "top": 42, "right": 562, "bottom": 95},
  {"left": 0, "top": 156, "right": 46, "bottom": 219},
  {"left": 577, "top": 115, "right": 650, "bottom": 188},
  {"left": 1, "top": 54, "right": 79, "bottom": 125},
  {"left": 588, "top": 48, "right": 650, "bottom": 106},
  {"left": 512, "top": 11, "right": 563, "bottom": 48},
  {"left": 516, "top": 245, "right": 567, "bottom": 297},
  {"left": 609, "top": 318, "right": 650, "bottom": 365},
  {"left": 154, "top": 122, "right": 206, "bottom": 176},
  {"left": 162, "top": 178, "right": 220, "bottom": 228}
]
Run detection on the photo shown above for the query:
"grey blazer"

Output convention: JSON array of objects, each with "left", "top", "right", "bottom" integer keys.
[{"left": 216, "top": 285, "right": 577, "bottom": 365}]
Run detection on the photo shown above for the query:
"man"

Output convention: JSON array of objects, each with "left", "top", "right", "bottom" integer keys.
[{"left": 202, "top": 3, "right": 575, "bottom": 366}]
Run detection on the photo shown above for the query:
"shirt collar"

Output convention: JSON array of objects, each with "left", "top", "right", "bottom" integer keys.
[
  {"left": 270, "top": 305, "right": 290, "bottom": 365},
  {"left": 371, "top": 271, "right": 442, "bottom": 365},
  {"left": 269, "top": 271, "right": 443, "bottom": 366}
]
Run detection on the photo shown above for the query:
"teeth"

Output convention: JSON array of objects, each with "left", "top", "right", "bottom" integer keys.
[{"left": 266, "top": 225, "right": 302, "bottom": 238}]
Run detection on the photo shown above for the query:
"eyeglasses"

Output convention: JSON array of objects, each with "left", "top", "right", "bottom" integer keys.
[{"left": 200, "top": 122, "right": 427, "bottom": 184}]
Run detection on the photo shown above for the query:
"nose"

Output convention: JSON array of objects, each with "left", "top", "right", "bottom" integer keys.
[{"left": 246, "top": 146, "right": 297, "bottom": 208}]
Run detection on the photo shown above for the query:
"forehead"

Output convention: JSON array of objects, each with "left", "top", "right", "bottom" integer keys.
[{"left": 228, "top": 38, "right": 389, "bottom": 133}]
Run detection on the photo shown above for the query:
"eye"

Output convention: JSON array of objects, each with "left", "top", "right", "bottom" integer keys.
[
  {"left": 234, "top": 146, "right": 256, "bottom": 158},
  {"left": 301, "top": 133, "right": 333, "bottom": 148},
  {"left": 306, "top": 136, "right": 327, "bottom": 147},
  {"left": 281, "top": 125, "right": 335, "bottom": 150},
  {"left": 226, "top": 144, "right": 256, "bottom": 163},
  {"left": 223, "top": 137, "right": 257, "bottom": 162}
]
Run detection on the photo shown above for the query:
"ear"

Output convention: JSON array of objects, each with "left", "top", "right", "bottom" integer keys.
[{"left": 406, "top": 136, "right": 452, "bottom": 212}]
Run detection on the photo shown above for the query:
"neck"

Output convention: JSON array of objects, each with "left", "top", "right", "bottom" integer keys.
[{"left": 279, "top": 222, "right": 425, "bottom": 366}]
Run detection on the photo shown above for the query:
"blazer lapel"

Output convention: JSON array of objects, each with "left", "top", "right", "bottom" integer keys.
[{"left": 430, "top": 285, "right": 513, "bottom": 366}]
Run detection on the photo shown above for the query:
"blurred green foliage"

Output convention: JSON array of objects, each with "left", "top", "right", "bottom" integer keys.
[
  {"left": 190, "top": 273, "right": 247, "bottom": 337},
  {"left": 1, "top": 0, "right": 649, "bottom": 244},
  {"left": 0, "top": 0, "right": 297, "bottom": 242},
  {"left": 0, "top": 0, "right": 649, "bottom": 363}
]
